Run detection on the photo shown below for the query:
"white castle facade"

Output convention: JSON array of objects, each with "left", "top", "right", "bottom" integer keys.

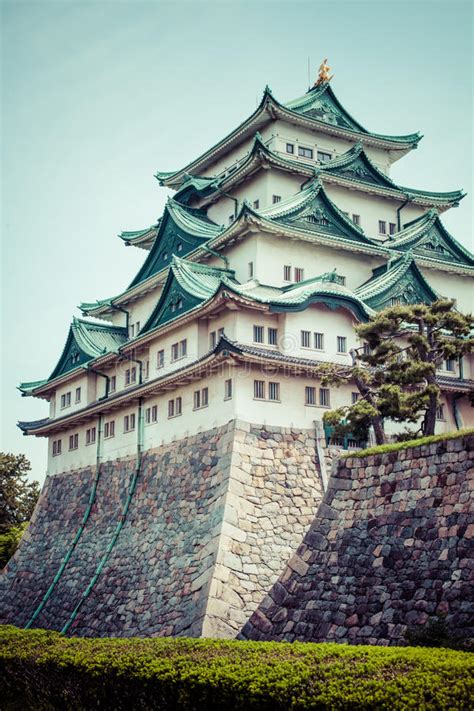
[{"left": 19, "top": 65, "right": 474, "bottom": 474}]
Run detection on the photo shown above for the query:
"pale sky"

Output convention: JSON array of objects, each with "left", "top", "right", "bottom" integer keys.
[{"left": 1, "top": 0, "right": 473, "bottom": 485}]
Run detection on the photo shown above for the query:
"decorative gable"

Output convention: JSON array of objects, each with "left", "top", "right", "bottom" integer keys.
[
  {"left": 391, "top": 212, "right": 474, "bottom": 268},
  {"left": 49, "top": 330, "right": 92, "bottom": 380},
  {"left": 356, "top": 256, "right": 439, "bottom": 311}
]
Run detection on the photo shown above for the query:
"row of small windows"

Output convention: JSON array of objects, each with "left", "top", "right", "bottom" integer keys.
[
  {"left": 253, "top": 380, "right": 332, "bottom": 407},
  {"left": 301, "top": 330, "right": 347, "bottom": 353},
  {"left": 60, "top": 387, "right": 81, "bottom": 409},
  {"left": 284, "top": 265, "right": 305, "bottom": 283},
  {"left": 286, "top": 143, "right": 332, "bottom": 163},
  {"left": 160, "top": 242, "right": 184, "bottom": 262}
]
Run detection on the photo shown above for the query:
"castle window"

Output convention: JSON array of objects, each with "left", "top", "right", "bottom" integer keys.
[
  {"left": 305, "top": 386, "right": 316, "bottom": 406},
  {"left": 109, "top": 376, "right": 116, "bottom": 393},
  {"left": 337, "top": 336, "right": 347, "bottom": 353},
  {"left": 283, "top": 265, "right": 292, "bottom": 281},
  {"left": 210, "top": 331, "right": 216, "bottom": 348},
  {"left": 254, "top": 380, "right": 265, "bottom": 399},
  {"left": 75, "top": 387, "right": 81, "bottom": 403},
  {"left": 378, "top": 220, "right": 387, "bottom": 235},
  {"left": 319, "top": 388, "right": 330, "bottom": 407},
  {"left": 253, "top": 199, "right": 260, "bottom": 209},
  {"left": 351, "top": 392, "right": 359, "bottom": 404},
  {"left": 130, "top": 324, "right": 134, "bottom": 338},
  {"left": 444, "top": 358, "right": 455, "bottom": 372},
  {"left": 52, "top": 439, "right": 62, "bottom": 456},
  {"left": 268, "top": 382, "right": 280, "bottom": 401},
  {"left": 68, "top": 433, "right": 79, "bottom": 451},
  {"left": 125, "top": 367, "right": 137, "bottom": 386},
  {"left": 301, "top": 330, "right": 311, "bottom": 348},
  {"left": 176, "top": 397, "right": 182, "bottom": 415},
  {"left": 362, "top": 343, "right": 371, "bottom": 356},
  {"left": 71, "top": 351, "right": 80, "bottom": 365},
  {"left": 436, "top": 404, "right": 445, "bottom": 420},
  {"left": 352, "top": 214, "right": 360, "bottom": 226},
  {"left": 168, "top": 397, "right": 182, "bottom": 418},
  {"left": 389, "top": 222, "right": 396, "bottom": 235},
  {"left": 286, "top": 143, "right": 294, "bottom": 154},
  {"left": 124, "top": 413, "right": 136, "bottom": 432},
  {"left": 104, "top": 420, "right": 115, "bottom": 438},
  {"left": 157, "top": 350, "right": 164, "bottom": 368},
  {"left": 314, "top": 332, "right": 324, "bottom": 350},
  {"left": 193, "top": 387, "right": 209, "bottom": 410},
  {"left": 390, "top": 297, "right": 401, "bottom": 306},
  {"left": 60, "top": 392, "right": 71, "bottom": 409},
  {"left": 317, "top": 150, "right": 331, "bottom": 162},
  {"left": 298, "top": 146, "right": 313, "bottom": 159},
  {"left": 224, "top": 378, "right": 233, "bottom": 400},
  {"left": 272, "top": 195, "right": 282, "bottom": 204},
  {"left": 253, "top": 325, "right": 264, "bottom": 343},
  {"left": 171, "top": 339, "right": 187, "bottom": 362},
  {"left": 135, "top": 321, "right": 140, "bottom": 334},
  {"left": 180, "top": 339, "right": 187, "bottom": 357},
  {"left": 248, "top": 261, "right": 254, "bottom": 278},
  {"left": 268, "top": 327, "right": 278, "bottom": 346},
  {"left": 144, "top": 360, "right": 149, "bottom": 380},
  {"left": 294, "top": 267, "right": 304, "bottom": 283},
  {"left": 145, "top": 405, "right": 158, "bottom": 424},
  {"left": 86, "top": 427, "right": 96, "bottom": 446}
]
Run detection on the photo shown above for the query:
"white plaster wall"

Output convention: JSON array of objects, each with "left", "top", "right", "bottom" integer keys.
[
  {"left": 419, "top": 267, "right": 474, "bottom": 314},
  {"left": 55, "top": 374, "right": 91, "bottom": 417}
]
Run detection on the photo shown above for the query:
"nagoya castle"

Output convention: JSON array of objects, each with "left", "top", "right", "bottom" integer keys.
[{"left": 2, "top": 62, "right": 473, "bottom": 639}]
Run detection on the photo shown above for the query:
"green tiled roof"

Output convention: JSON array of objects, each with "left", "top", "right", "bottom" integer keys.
[
  {"left": 355, "top": 254, "right": 440, "bottom": 309},
  {"left": 19, "top": 318, "right": 128, "bottom": 393},
  {"left": 285, "top": 83, "right": 421, "bottom": 145},
  {"left": 388, "top": 210, "right": 474, "bottom": 267},
  {"left": 128, "top": 200, "right": 223, "bottom": 289},
  {"left": 119, "top": 221, "right": 161, "bottom": 249}
]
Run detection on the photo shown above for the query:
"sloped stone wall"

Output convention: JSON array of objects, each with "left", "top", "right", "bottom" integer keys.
[
  {"left": 240, "top": 432, "right": 474, "bottom": 646},
  {"left": 0, "top": 420, "right": 323, "bottom": 638}
]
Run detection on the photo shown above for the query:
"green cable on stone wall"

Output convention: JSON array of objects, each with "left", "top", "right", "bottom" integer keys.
[
  {"left": 25, "top": 414, "right": 105, "bottom": 630},
  {"left": 61, "top": 398, "right": 144, "bottom": 635}
]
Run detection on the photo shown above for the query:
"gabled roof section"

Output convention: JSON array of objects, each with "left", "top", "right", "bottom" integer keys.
[
  {"left": 355, "top": 254, "right": 440, "bottom": 310},
  {"left": 157, "top": 84, "right": 421, "bottom": 188},
  {"left": 286, "top": 82, "right": 421, "bottom": 145},
  {"left": 19, "top": 318, "right": 128, "bottom": 394},
  {"left": 142, "top": 256, "right": 235, "bottom": 332},
  {"left": 318, "top": 142, "right": 465, "bottom": 208},
  {"left": 258, "top": 179, "right": 377, "bottom": 247},
  {"left": 119, "top": 221, "right": 161, "bottom": 250},
  {"left": 128, "top": 200, "right": 223, "bottom": 289},
  {"left": 389, "top": 210, "right": 474, "bottom": 268}
]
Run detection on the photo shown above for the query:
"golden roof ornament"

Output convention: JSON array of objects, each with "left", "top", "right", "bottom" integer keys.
[{"left": 314, "top": 59, "right": 334, "bottom": 87}]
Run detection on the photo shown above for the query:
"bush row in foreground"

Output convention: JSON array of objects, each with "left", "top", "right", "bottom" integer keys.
[{"left": 1, "top": 625, "right": 473, "bottom": 710}]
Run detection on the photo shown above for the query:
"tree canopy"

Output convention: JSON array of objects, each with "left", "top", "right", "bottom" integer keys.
[{"left": 0, "top": 453, "right": 40, "bottom": 534}]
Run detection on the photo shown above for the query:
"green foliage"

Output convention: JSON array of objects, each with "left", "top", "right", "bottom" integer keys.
[
  {"left": 344, "top": 428, "right": 474, "bottom": 459},
  {"left": 0, "top": 625, "right": 473, "bottom": 710},
  {"left": 405, "top": 616, "right": 471, "bottom": 652},
  {"left": 0, "top": 453, "right": 39, "bottom": 534},
  {"left": 0, "top": 522, "right": 28, "bottom": 569},
  {"left": 319, "top": 300, "right": 473, "bottom": 443}
]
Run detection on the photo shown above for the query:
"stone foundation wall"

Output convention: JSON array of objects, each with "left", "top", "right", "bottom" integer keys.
[
  {"left": 0, "top": 420, "right": 323, "bottom": 637},
  {"left": 240, "top": 432, "right": 474, "bottom": 646}
]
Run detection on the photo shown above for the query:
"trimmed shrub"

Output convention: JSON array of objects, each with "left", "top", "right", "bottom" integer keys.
[
  {"left": 346, "top": 428, "right": 474, "bottom": 459},
  {"left": 1, "top": 625, "right": 473, "bottom": 710}
]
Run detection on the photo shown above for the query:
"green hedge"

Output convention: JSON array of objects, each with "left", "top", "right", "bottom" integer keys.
[
  {"left": 346, "top": 428, "right": 474, "bottom": 459},
  {"left": 1, "top": 625, "right": 473, "bottom": 710}
]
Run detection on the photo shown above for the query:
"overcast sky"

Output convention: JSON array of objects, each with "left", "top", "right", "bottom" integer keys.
[{"left": 1, "top": 0, "right": 472, "bottom": 485}]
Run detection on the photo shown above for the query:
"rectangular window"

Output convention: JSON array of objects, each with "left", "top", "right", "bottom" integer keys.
[
  {"left": 60, "top": 392, "right": 71, "bottom": 409},
  {"left": 130, "top": 324, "right": 135, "bottom": 338},
  {"left": 135, "top": 321, "right": 140, "bottom": 334},
  {"left": 86, "top": 427, "right": 96, "bottom": 445},
  {"left": 210, "top": 331, "right": 216, "bottom": 348},
  {"left": 168, "top": 399, "right": 174, "bottom": 418},
  {"left": 337, "top": 336, "right": 347, "bottom": 353},
  {"left": 268, "top": 382, "right": 280, "bottom": 401},
  {"left": 104, "top": 420, "right": 115, "bottom": 438},
  {"left": 253, "top": 325, "right": 264, "bottom": 343},
  {"left": 301, "top": 330, "right": 311, "bottom": 348},
  {"left": 171, "top": 343, "right": 179, "bottom": 361},
  {"left": 168, "top": 397, "right": 182, "bottom": 418},
  {"left": 176, "top": 397, "right": 182, "bottom": 415},
  {"left": 68, "top": 433, "right": 79, "bottom": 451},
  {"left": 224, "top": 378, "right": 233, "bottom": 399},
  {"left": 445, "top": 358, "right": 455, "bottom": 372},
  {"left": 351, "top": 392, "right": 359, "bottom": 404},
  {"left": 389, "top": 222, "right": 396, "bottom": 235},
  {"left": 305, "top": 386, "right": 316, "bottom": 406},
  {"left": 193, "top": 390, "right": 201, "bottom": 409},
  {"left": 180, "top": 339, "right": 187, "bottom": 357},
  {"left": 294, "top": 267, "right": 304, "bottom": 283},
  {"left": 144, "top": 360, "right": 149, "bottom": 380},
  {"left": 362, "top": 343, "right": 371, "bottom": 356},
  {"left": 286, "top": 143, "right": 294, "bottom": 154},
  {"left": 253, "top": 199, "right": 260, "bottom": 209},
  {"left": 314, "top": 332, "right": 324, "bottom": 350},
  {"left": 436, "top": 404, "right": 445, "bottom": 420},
  {"left": 317, "top": 150, "right": 332, "bottom": 162},
  {"left": 109, "top": 375, "right": 116, "bottom": 393},
  {"left": 319, "top": 387, "right": 330, "bottom": 407},
  {"left": 254, "top": 380, "right": 265, "bottom": 399},
  {"left": 201, "top": 387, "right": 208, "bottom": 407},
  {"left": 298, "top": 146, "right": 314, "bottom": 159},
  {"left": 75, "top": 387, "right": 81, "bottom": 403},
  {"left": 52, "top": 439, "right": 62, "bottom": 456},
  {"left": 272, "top": 195, "right": 282, "bottom": 204},
  {"left": 125, "top": 368, "right": 136, "bottom": 386},
  {"left": 248, "top": 261, "right": 254, "bottom": 278},
  {"left": 157, "top": 350, "right": 165, "bottom": 368},
  {"left": 145, "top": 406, "right": 158, "bottom": 424},
  {"left": 268, "top": 327, "right": 278, "bottom": 346},
  {"left": 378, "top": 220, "right": 387, "bottom": 235},
  {"left": 352, "top": 214, "right": 360, "bottom": 226},
  {"left": 283, "top": 265, "right": 292, "bottom": 281},
  {"left": 124, "top": 414, "right": 136, "bottom": 432}
]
